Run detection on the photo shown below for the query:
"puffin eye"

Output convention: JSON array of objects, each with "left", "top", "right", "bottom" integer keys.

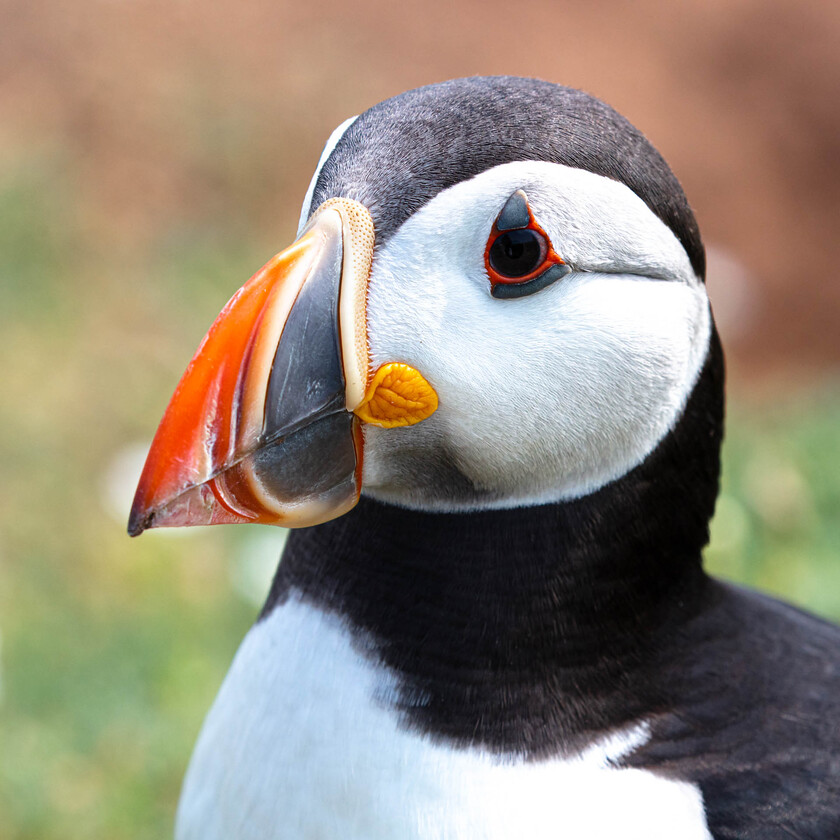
[
  {"left": 488, "top": 229, "right": 547, "bottom": 278},
  {"left": 485, "top": 189, "right": 571, "bottom": 299}
]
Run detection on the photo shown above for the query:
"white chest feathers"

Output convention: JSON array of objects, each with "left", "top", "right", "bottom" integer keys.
[{"left": 176, "top": 598, "right": 712, "bottom": 840}]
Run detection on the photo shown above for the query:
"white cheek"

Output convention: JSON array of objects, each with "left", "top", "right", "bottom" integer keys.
[
  {"left": 446, "top": 275, "right": 709, "bottom": 498},
  {"left": 360, "top": 160, "right": 710, "bottom": 511},
  {"left": 365, "top": 262, "right": 709, "bottom": 507}
]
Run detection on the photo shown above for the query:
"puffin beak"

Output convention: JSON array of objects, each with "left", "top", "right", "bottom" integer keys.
[{"left": 128, "top": 198, "right": 437, "bottom": 536}]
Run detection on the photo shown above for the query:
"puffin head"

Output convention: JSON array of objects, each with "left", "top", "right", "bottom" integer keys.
[{"left": 128, "top": 77, "right": 718, "bottom": 537}]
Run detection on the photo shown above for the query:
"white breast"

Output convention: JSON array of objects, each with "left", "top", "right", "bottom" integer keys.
[{"left": 176, "top": 598, "right": 712, "bottom": 840}]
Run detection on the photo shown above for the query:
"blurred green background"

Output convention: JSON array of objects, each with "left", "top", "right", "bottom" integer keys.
[{"left": 1, "top": 0, "right": 839, "bottom": 837}]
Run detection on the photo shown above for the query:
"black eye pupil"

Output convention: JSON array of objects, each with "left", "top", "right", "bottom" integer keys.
[{"left": 488, "top": 229, "right": 546, "bottom": 278}]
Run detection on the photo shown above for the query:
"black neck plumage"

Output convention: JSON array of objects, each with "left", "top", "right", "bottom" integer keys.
[{"left": 262, "top": 328, "right": 725, "bottom": 756}]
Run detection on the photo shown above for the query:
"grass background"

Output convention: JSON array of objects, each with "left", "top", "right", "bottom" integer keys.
[{"left": 1, "top": 1, "right": 839, "bottom": 836}]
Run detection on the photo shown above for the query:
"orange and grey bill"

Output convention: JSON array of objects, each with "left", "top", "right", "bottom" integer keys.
[{"left": 127, "top": 199, "right": 438, "bottom": 536}]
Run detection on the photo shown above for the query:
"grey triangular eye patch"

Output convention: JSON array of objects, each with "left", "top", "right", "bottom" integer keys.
[{"left": 495, "top": 190, "right": 530, "bottom": 231}]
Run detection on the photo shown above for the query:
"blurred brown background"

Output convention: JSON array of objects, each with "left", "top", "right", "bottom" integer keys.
[
  {"left": 4, "top": 0, "right": 840, "bottom": 382},
  {"left": 1, "top": 1, "right": 838, "bottom": 838}
]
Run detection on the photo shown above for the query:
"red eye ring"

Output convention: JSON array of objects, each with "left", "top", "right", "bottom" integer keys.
[
  {"left": 485, "top": 190, "right": 568, "bottom": 296},
  {"left": 487, "top": 228, "right": 549, "bottom": 281}
]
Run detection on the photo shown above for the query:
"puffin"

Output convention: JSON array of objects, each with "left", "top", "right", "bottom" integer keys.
[{"left": 128, "top": 77, "right": 840, "bottom": 839}]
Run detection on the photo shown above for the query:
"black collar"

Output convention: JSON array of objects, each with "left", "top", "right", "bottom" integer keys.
[{"left": 262, "top": 328, "right": 724, "bottom": 755}]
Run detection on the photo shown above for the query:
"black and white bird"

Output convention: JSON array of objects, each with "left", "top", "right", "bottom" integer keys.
[{"left": 129, "top": 77, "right": 840, "bottom": 839}]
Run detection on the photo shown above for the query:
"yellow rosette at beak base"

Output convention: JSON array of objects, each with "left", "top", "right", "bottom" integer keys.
[{"left": 354, "top": 363, "right": 439, "bottom": 429}]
